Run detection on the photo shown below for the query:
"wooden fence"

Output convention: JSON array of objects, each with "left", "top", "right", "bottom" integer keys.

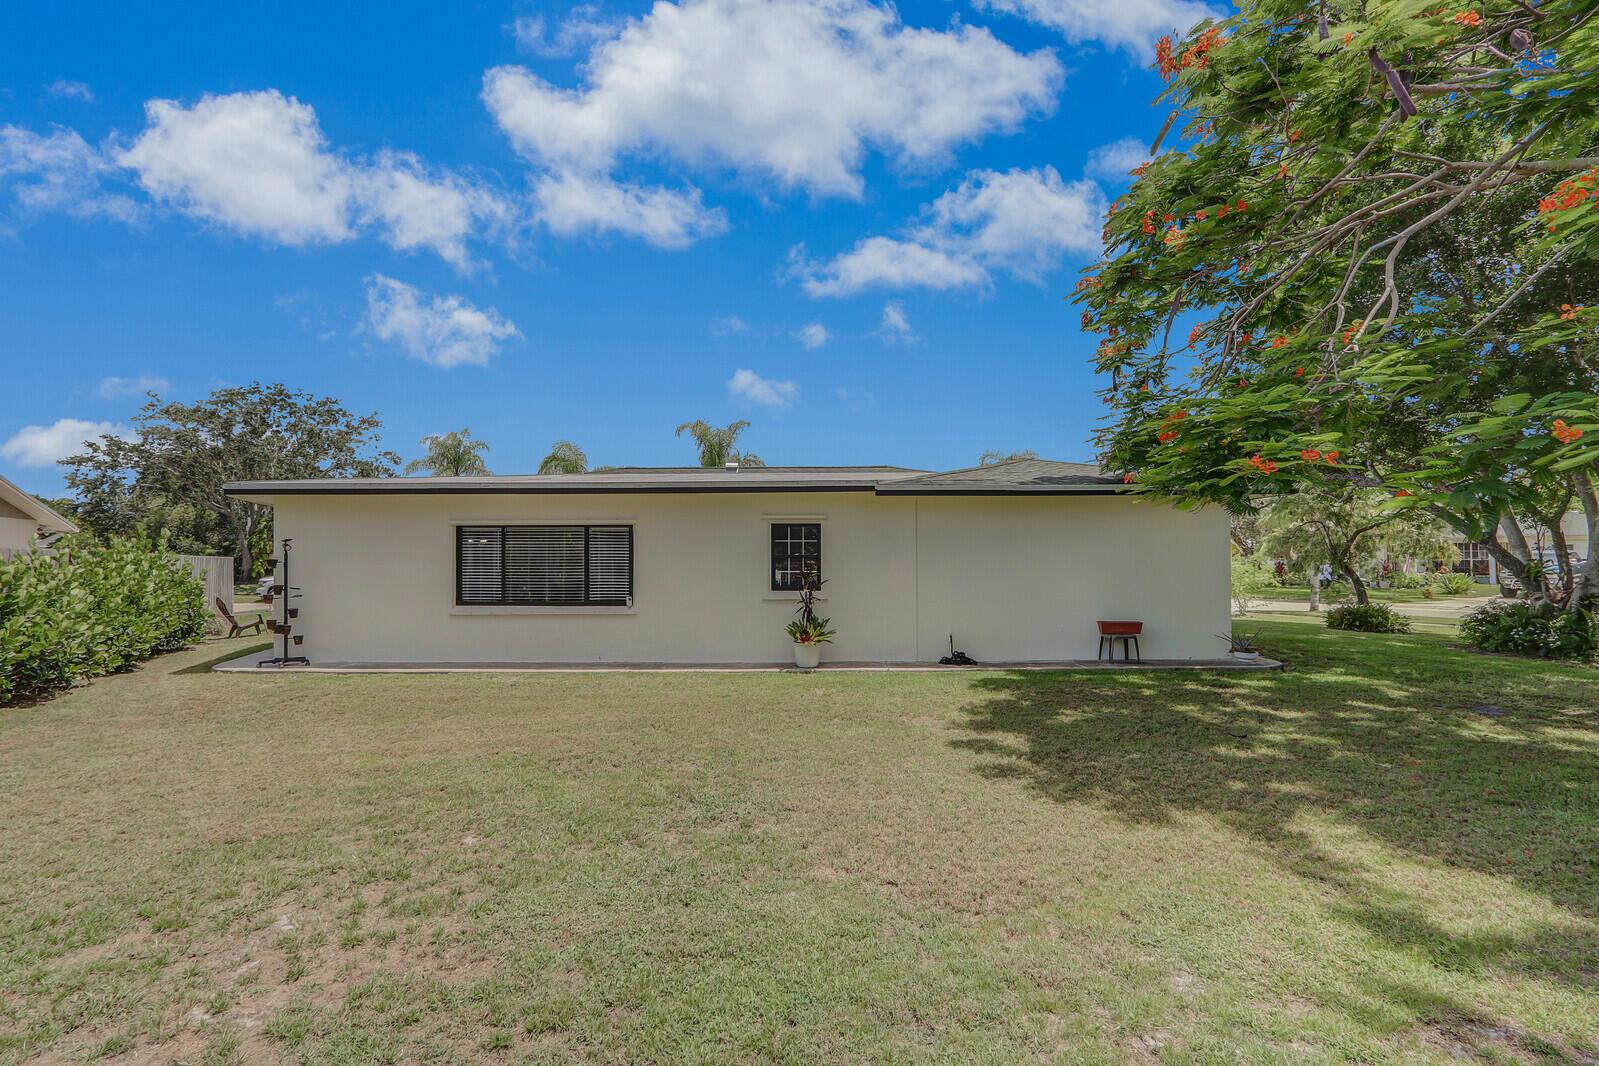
[{"left": 180, "top": 555, "right": 235, "bottom": 630}]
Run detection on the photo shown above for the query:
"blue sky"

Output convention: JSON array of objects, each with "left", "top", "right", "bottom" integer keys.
[{"left": 0, "top": 0, "right": 1216, "bottom": 497}]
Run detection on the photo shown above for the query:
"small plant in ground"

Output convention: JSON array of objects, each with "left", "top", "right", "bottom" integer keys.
[
  {"left": 1325, "top": 603, "right": 1411, "bottom": 634},
  {"left": 1431, "top": 573, "right": 1476, "bottom": 596},
  {"left": 1461, "top": 600, "right": 1597, "bottom": 661}
]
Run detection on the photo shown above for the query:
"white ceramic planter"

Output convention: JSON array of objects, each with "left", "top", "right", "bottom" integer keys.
[
  {"left": 793, "top": 642, "right": 822, "bottom": 670},
  {"left": 1230, "top": 650, "right": 1260, "bottom": 663}
]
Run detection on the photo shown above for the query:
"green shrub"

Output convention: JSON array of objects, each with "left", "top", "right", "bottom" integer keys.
[
  {"left": 0, "top": 534, "right": 208, "bottom": 705},
  {"left": 1325, "top": 603, "right": 1412, "bottom": 633},
  {"left": 1460, "top": 600, "right": 1597, "bottom": 661},
  {"left": 1431, "top": 573, "right": 1476, "bottom": 596},
  {"left": 1390, "top": 571, "right": 1428, "bottom": 590},
  {"left": 1231, "top": 557, "right": 1278, "bottom": 613}
]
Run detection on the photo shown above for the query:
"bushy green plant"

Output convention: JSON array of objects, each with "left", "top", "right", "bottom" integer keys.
[
  {"left": 1325, "top": 603, "right": 1411, "bottom": 634},
  {"left": 0, "top": 534, "right": 207, "bottom": 705},
  {"left": 1460, "top": 600, "right": 1597, "bottom": 661},
  {"left": 1390, "top": 571, "right": 1428, "bottom": 590},
  {"left": 1431, "top": 573, "right": 1476, "bottom": 596},
  {"left": 1230, "top": 557, "right": 1278, "bottom": 614}
]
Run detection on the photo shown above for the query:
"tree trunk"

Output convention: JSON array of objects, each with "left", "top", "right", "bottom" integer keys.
[
  {"left": 1342, "top": 564, "right": 1370, "bottom": 606},
  {"left": 1570, "top": 472, "right": 1599, "bottom": 614},
  {"left": 1308, "top": 565, "right": 1321, "bottom": 612},
  {"left": 1485, "top": 516, "right": 1543, "bottom": 601},
  {"left": 236, "top": 515, "right": 255, "bottom": 585}
]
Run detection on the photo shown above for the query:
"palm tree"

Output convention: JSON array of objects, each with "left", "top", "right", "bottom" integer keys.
[
  {"left": 538, "top": 440, "right": 588, "bottom": 475},
  {"left": 405, "top": 430, "right": 490, "bottom": 476},
  {"left": 675, "top": 420, "right": 765, "bottom": 467},
  {"left": 979, "top": 449, "right": 1038, "bottom": 465}
]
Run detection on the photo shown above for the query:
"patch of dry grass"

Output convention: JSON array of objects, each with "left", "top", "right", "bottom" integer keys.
[{"left": 2, "top": 621, "right": 1596, "bottom": 1063}]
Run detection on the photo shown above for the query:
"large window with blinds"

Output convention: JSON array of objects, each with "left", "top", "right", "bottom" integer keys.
[{"left": 456, "top": 525, "right": 633, "bottom": 606}]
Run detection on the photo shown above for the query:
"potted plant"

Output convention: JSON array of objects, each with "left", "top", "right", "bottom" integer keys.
[
  {"left": 1218, "top": 629, "right": 1263, "bottom": 662},
  {"left": 786, "top": 579, "right": 835, "bottom": 670}
]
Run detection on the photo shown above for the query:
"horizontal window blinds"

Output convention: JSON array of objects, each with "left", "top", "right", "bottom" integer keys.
[{"left": 456, "top": 525, "right": 632, "bottom": 606}]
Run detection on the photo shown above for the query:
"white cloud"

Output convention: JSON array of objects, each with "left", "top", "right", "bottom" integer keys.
[
  {"left": 118, "top": 90, "right": 510, "bottom": 268},
  {"left": 483, "top": 0, "right": 1061, "bottom": 202},
  {"left": 96, "top": 375, "right": 169, "bottom": 399},
  {"left": 795, "top": 165, "right": 1105, "bottom": 296},
  {"left": 531, "top": 170, "right": 726, "bottom": 248},
  {"left": 512, "top": 7, "right": 618, "bottom": 56},
  {"left": 793, "top": 322, "right": 831, "bottom": 349},
  {"left": 363, "top": 275, "right": 521, "bottom": 368},
  {"left": 1085, "top": 135, "right": 1153, "bottom": 181},
  {"left": 710, "top": 314, "right": 750, "bottom": 336},
  {"left": 0, "top": 125, "right": 141, "bottom": 224},
  {"left": 727, "top": 368, "right": 799, "bottom": 407},
  {"left": 975, "top": 0, "right": 1221, "bottom": 53},
  {"left": 46, "top": 79, "right": 94, "bottom": 102},
  {"left": 878, "top": 301, "right": 916, "bottom": 342},
  {"left": 1, "top": 418, "right": 129, "bottom": 468}
]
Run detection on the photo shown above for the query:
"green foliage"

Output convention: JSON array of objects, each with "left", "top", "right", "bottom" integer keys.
[
  {"left": 1260, "top": 489, "right": 1452, "bottom": 603},
  {"left": 63, "top": 382, "right": 398, "bottom": 579},
  {"left": 785, "top": 617, "right": 836, "bottom": 645},
  {"left": 675, "top": 420, "right": 764, "bottom": 468},
  {"left": 1431, "top": 573, "right": 1476, "bottom": 596},
  {"left": 537, "top": 441, "right": 588, "bottom": 475},
  {"left": 1460, "top": 600, "right": 1597, "bottom": 661},
  {"left": 1325, "top": 603, "right": 1411, "bottom": 634},
  {"left": 0, "top": 535, "right": 208, "bottom": 704},
  {"left": 1231, "top": 556, "right": 1278, "bottom": 613},
  {"left": 1389, "top": 571, "right": 1428, "bottom": 590},
  {"left": 1077, "top": 0, "right": 1598, "bottom": 543},
  {"left": 405, "top": 429, "right": 490, "bottom": 476}
]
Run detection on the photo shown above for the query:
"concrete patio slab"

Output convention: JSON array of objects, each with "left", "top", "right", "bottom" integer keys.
[{"left": 212, "top": 649, "right": 1285, "bottom": 674}]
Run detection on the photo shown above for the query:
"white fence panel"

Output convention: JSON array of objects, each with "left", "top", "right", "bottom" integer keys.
[{"left": 181, "top": 555, "right": 235, "bottom": 628}]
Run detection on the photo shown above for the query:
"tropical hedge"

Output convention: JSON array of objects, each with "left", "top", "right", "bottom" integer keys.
[{"left": 0, "top": 534, "right": 208, "bottom": 705}]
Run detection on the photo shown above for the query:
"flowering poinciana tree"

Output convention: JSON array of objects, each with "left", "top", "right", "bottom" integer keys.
[{"left": 1077, "top": 0, "right": 1598, "bottom": 611}]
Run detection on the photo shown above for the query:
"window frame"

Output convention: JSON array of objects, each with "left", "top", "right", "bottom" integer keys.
[
  {"left": 455, "top": 524, "right": 634, "bottom": 607},
  {"left": 769, "top": 521, "right": 822, "bottom": 593}
]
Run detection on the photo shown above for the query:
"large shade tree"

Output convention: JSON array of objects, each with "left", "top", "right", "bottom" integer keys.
[
  {"left": 1076, "top": 0, "right": 1598, "bottom": 613},
  {"left": 63, "top": 383, "right": 398, "bottom": 579},
  {"left": 1260, "top": 488, "right": 1454, "bottom": 604}
]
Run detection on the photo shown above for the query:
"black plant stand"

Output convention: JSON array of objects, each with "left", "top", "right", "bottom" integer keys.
[{"left": 257, "top": 537, "right": 309, "bottom": 667}]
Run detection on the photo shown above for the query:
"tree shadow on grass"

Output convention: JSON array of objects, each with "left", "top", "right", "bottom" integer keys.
[{"left": 951, "top": 624, "right": 1599, "bottom": 995}]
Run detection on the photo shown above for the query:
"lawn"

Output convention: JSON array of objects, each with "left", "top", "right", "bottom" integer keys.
[
  {"left": 2, "top": 621, "right": 1596, "bottom": 1064},
  {"left": 1260, "top": 584, "right": 1498, "bottom": 605}
]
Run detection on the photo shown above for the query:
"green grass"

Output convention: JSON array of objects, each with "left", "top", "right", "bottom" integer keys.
[
  {"left": 2, "top": 621, "right": 1596, "bottom": 1064},
  {"left": 1263, "top": 584, "right": 1497, "bottom": 604}
]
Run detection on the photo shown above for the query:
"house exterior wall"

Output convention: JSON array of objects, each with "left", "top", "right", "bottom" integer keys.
[
  {"left": 264, "top": 490, "right": 1230, "bottom": 664},
  {"left": 0, "top": 515, "right": 41, "bottom": 556}
]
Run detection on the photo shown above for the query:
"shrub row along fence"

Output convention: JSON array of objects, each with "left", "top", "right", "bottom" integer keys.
[{"left": 0, "top": 535, "right": 209, "bottom": 705}]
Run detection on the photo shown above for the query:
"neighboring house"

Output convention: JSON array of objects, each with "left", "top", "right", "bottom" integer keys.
[
  {"left": 0, "top": 474, "right": 78, "bottom": 559},
  {"left": 224, "top": 459, "right": 1231, "bottom": 665},
  {"left": 1451, "top": 511, "right": 1589, "bottom": 584}
]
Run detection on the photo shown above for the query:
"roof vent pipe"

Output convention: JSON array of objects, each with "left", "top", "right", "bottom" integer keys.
[{"left": 724, "top": 461, "right": 739, "bottom": 472}]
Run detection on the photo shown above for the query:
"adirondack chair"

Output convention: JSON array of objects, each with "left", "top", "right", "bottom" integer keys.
[{"left": 216, "top": 597, "right": 265, "bottom": 638}]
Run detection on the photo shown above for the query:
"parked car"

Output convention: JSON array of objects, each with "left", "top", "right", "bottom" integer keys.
[{"left": 255, "top": 574, "right": 275, "bottom": 598}]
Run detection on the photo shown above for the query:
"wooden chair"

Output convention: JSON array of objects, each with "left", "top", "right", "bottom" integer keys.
[{"left": 217, "top": 597, "right": 265, "bottom": 638}]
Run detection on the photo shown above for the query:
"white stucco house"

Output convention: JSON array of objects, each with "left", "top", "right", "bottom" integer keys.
[
  {"left": 224, "top": 459, "right": 1231, "bottom": 666},
  {"left": 0, "top": 474, "right": 78, "bottom": 559}
]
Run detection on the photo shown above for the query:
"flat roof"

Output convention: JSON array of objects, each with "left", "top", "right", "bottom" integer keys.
[{"left": 224, "top": 460, "right": 1127, "bottom": 498}]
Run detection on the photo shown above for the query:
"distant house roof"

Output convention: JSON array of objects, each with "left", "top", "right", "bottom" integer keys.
[
  {"left": 224, "top": 460, "right": 1126, "bottom": 498},
  {"left": 0, "top": 473, "right": 79, "bottom": 534},
  {"left": 876, "top": 458, "right": 1121, "bottom": 494}
]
